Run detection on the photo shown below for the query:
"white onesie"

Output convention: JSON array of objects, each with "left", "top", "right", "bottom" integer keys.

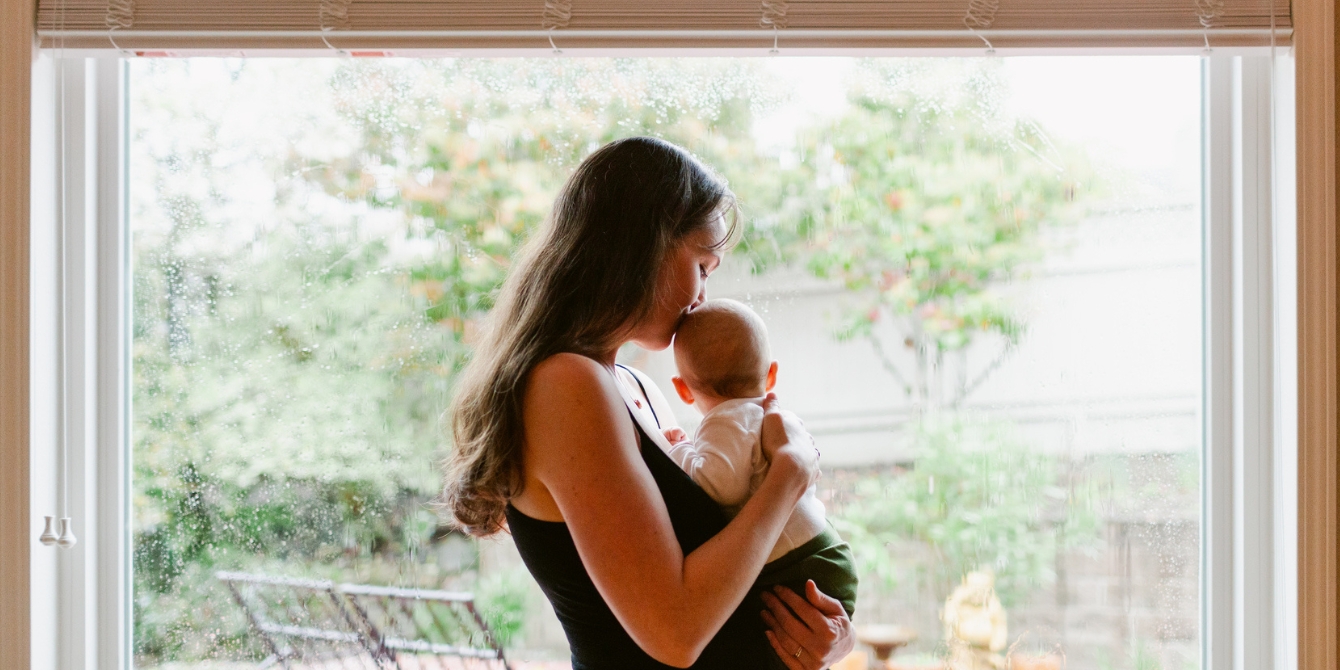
[{"left": 665, "top": 397, "right": 828, "bottom": 563}]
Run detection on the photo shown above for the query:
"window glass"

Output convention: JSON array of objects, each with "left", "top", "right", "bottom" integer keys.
[{"left": 130, "top": 56, "right": 1201, "bottom": 669}]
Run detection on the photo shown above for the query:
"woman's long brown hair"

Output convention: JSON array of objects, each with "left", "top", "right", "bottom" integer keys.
[{"left": 441, "top": 137, "right": 736, "bottom": 536}]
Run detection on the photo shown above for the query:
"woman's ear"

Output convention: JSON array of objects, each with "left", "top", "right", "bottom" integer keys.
[
  {"left": 765, "top": 361, "right": 779, "bottom": 391},
  {"left": 671, "top": 376, "right": 695, "bottom": 405}
]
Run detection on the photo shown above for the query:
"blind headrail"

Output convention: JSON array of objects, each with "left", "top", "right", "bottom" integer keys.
[
  {"left": 37, "top": 27, "right": 1294, "bottom": 50},
  {"left": 38, "top": 28, "right": 1295, "bottom": 38},
  {"left": 36, "top": 0, "right": 1293, "bottom": 50}
]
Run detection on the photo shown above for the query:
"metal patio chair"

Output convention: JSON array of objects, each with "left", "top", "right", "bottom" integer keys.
[{"left": 217, "top": 570, "right": 512, "bottom": 670}]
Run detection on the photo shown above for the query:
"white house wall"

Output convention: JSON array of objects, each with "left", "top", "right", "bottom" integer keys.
[{"left": 627, "top": 202, "right": 1202, "bottom": 468}]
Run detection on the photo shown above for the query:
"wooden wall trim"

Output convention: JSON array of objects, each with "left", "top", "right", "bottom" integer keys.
[
  {"left": 0, "top": 4, "right": 1332, "bottom": 670},
  {"left": 0, "top": 0, "right": 34, "bottom": 668},
  {"left": 1296, "top": 0, "right": 1340, "bottom": 667}
]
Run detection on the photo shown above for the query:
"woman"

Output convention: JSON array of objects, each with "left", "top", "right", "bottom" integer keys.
[{"left": 442, "top": 137, "right": 856, "bottom": 669}]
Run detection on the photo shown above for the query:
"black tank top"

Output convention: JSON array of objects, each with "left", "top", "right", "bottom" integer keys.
[{"left": 504, "top": 373, "right": 771, "bottom": 669}]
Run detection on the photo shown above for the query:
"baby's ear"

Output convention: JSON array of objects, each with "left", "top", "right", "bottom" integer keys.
[
  {"left": 671, "top": 376, "right": 695, "bottom": 405},
  {"left": 765, "top": 361, "right": 779, "bottom": 392}
]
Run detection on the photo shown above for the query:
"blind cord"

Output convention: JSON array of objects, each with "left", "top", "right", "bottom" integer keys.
[
  {"left": 43, "top": 0, "right": 66, "bottom": 549},
  {"left": 542, "top": 0, "right": 571, "bottom": 53},
  {"left": 1196, "top": 0, "right": 1225, "bottom": 54},
  {"left": 760, "top": 0, "right": 787, "bottom": 53},
  {"left": 320, "top": 0, "right": 352, "bottom": 55},
  {"left": 963, "top": 0, "right": 998, "bottom": 54},
  {"left": 106, "top": 0, "right": 134, "bottom": 55},
  {"left": 55, "top": 0, "right": 76, "bottom": 551}
]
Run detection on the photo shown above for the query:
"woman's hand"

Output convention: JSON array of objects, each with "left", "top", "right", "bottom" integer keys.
[
  {"left": 759, "top": 394, "right": 820, "bottom": 495},
  {"left": 760, "top": 581, "right": 856, "bottom": 670}
]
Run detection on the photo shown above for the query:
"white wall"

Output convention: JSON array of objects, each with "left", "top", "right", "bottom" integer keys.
[{"left": 626, "top": 204, "right": 1202, "bottom": 468}]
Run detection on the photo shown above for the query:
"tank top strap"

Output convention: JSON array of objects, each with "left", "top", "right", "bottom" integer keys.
[{"left": 615, "top": 362, "right": 661, "bottom": 429}]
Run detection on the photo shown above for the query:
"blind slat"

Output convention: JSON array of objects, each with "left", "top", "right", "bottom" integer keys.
[{"left": 36, "top": 0, "right": 1293, "bottom": 49}]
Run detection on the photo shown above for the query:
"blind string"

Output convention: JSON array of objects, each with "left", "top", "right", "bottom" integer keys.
[
  {"left": 1268, "top": 0, "right": 1276, "bottom": 317},
  {"left": 106, "top": 0, "right": 134, "bottom": 28},
  {"left": 963, "top": 0, "right": 999, "bottom": 53},
  {"left": 57, "top": 0, "right": 67, "bottom": 530},
  {"left": 319, "top": 0, "right": 352, "bottom": 55},
  {"left": 106, "top": 0, "right": 134, "bottom": 54},
  {"left": 1195, "top": 0, "right": 1225, "bottom": 53},
  {"left": 542, "top": 0, "right": 571, "bottom": 54},
  {"left": 56, "top": 0, "right": 76, "bottom": 550},
  {"left": 759, "top": 0, "right": 787, "bottom": 53}
]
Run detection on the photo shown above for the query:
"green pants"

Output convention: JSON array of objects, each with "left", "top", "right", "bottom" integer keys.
[{"left": 753, "top": 525, "right": 858, "bottom": 669}]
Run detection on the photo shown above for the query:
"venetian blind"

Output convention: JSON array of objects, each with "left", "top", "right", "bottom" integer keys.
[{"left": 37, "top": 0, "right": 1291, "bottom": 51}]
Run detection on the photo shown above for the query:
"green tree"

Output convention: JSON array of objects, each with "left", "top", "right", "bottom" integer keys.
[
  {"left": 832, "top": 420, "right": 1096, "bottom": 608},
  {"left": 785, "top": 62, "right": 1085, "bottom": 411},
  {"left": 312, "top": 58, "right": 787, "bottom": 338},
  {"left": 773, "top": 62, "right": 1098, "bottom": 621}
]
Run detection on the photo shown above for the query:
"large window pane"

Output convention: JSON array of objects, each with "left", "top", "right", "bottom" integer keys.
[{"left": 130, "top": 56, "right": 1201, "bottom": 669}]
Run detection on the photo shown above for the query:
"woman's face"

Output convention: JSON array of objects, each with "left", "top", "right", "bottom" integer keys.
[{"left": 628, "top": 215, "right": 726, "bottom": 351}]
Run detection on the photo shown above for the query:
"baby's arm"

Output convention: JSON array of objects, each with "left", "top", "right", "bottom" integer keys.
[{"left": 668, "top": 413, "right": 758, "bottom": 509}]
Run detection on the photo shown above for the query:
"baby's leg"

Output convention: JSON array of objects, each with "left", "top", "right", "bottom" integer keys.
[
  {"left": 753, "top": 526, "right": 859, "bottom": 668},
  {"left": 756, "top": 527, "right": 858, "bottom": 618}
]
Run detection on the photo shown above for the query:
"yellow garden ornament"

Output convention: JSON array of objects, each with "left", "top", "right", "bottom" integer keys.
[{"left": 943, "top": 570, "right": 1008, "bottom": 670}]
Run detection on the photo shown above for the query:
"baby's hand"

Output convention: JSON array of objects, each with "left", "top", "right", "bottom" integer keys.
[{"left": 663, "top": 427, "right": 689, "bottom": 445}]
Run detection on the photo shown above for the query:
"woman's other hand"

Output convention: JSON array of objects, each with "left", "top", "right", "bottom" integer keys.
[
  {"left": 760, "top": 581, "right": 856, "bottom": 670},
  {"left": 759, "top": 394, "right": 819, "bottom": 494}
]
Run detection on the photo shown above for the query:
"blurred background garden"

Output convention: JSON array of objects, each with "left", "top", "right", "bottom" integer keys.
[{"left": 129, "top": 56, "right": 1201, "bottom": 669}]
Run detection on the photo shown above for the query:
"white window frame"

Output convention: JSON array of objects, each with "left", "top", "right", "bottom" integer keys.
[
  {"left": 29, "top": 54, "right": 128, "bottom": 670},
  {"left": 28, "top": 49, "right": 1296, "bottom": 670},
  {"left": 1202, "top": 52, "right": 1297, "bottom": 670}
]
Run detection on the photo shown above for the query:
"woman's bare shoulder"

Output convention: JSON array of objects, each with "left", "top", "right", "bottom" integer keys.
[
  {"left": 523, "top": 353, "right": 628, "bottom": 437},
  {"left": 526, "top": 353, "right": 617, "bottom": 404},
  {"left": 515, "top": 353, "right": 632, "bottom": 520}
]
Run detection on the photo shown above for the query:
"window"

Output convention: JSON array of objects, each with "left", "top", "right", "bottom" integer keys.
[{"left": 31, "top": 49, "right": 1295, "bottom": 670}]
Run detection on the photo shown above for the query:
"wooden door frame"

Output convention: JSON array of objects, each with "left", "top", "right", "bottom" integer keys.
[
  {"left": 1, "top": 0, "right": 35, "bottom": 668},
  {"left": 1, "top": 2, "right": 1338, "bottom": 668},
  {"left": 1294, "top": 0, "right": 1340, "bottom": 667}
]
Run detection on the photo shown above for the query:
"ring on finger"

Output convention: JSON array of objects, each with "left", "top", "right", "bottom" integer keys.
[{"left": 793, "top": 647, "right": 803, "bottom": 659}]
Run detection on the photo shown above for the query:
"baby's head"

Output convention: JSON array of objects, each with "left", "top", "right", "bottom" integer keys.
[{"left": 671, "top": 298, "right": 778, "bottom": 413}]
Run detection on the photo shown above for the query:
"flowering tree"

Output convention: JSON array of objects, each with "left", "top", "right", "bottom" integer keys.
[
  {"left": 314, "top": 59, "right": 784, "bottom": 345},
  {"left": 789, "top": 63, "right": 1085, "bottom": 411},
  {"left": 752, "top": 63, "right": 1098, "bottom": 620}
]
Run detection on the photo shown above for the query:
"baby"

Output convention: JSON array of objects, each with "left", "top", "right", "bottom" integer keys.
[{"left": 663, "top": 298, "right": 858, "bottom": 624}]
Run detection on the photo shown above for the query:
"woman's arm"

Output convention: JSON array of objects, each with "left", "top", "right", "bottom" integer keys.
[
  {"left": 620, "top": 361, "right": 858, "bottom": 668},
  {"left": 620, "top": 362, "right": 858, "bottom": 668},
  {"left": 521, "top": 353, "right": 817, "bottom": 667}
]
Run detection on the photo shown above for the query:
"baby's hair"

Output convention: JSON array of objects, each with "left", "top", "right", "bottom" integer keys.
[{"left": 673, "top": 298, "right": 771, "bottom": 399}]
